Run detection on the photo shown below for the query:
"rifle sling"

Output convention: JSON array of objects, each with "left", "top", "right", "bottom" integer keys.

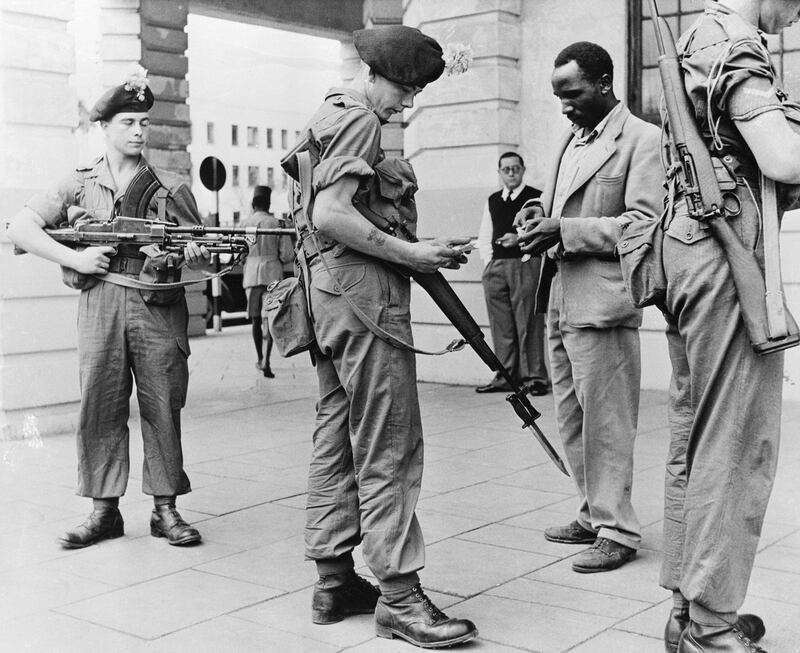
[{"left": 295, "top": 151, "right": 464, "bottom": 357}]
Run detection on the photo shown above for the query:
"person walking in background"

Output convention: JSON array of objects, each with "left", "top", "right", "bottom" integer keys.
[
  {"left": 241, "top": 185, "right": 284, "bottom": 378},
  {"left": 475, "top": 152, "right": 549, "bottom": 395},
  {"left": 517, "top": 41, "right": 662, "bottom": 573}
]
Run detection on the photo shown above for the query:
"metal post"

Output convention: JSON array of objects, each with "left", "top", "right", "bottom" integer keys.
[{"left": 211, "top": 184, "right": 222, "bottom": 332}]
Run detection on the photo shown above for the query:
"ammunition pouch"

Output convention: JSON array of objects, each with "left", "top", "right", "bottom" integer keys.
[
  {"left": 618, "top": 217, "right": 667, "bottom": 310},
  {"left": 352, "top": 158, "right": 419, "bottom": 242},
  {"left": 264, "top": 276, "right": 315, "bottom": 357}
]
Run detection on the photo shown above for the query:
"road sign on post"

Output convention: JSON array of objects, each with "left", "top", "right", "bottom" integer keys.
[{"left": 199, "top": 156, "right": 227, "bottom": 332}]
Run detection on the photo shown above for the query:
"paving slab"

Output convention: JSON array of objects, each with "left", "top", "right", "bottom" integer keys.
[{"left": 2, "top": 327, "right": 799, "bottom": 652}]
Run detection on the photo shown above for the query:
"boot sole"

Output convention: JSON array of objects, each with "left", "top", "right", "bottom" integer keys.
[
  {"left": 150, "top": 527, "right": 202, "bottom": 546},
  {"left": 58, "top": 527, "right": 124, "bottom": 549},
  {"left": 544, "top": 534, "right": 596, "bottom": 544},
  {"left": 572, "top": 554, "right": 636, "bottom": 574},
  {"left": 312, "top": 607, "right": 375, "bottom": 625},
  {"left": 375, "top": 624, "right": 479, "bottom": 649}
]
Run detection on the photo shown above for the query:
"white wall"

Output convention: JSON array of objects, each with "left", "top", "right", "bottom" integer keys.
[{"left": 186, "top": 14, "right": 340, "bottom": 222}]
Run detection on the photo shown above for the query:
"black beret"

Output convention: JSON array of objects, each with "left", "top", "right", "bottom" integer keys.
[
  {"left": 89, "top": 73, "right": 154, "bottom": 122},
  {"left": 353, "top": 26, "right": 445, "bottom": 87}
]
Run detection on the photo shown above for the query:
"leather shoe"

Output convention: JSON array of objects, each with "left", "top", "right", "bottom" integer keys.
[
  {"left": 375, "top": 584, "right": 478, "bottom": 648},
  {"left": 58, "top": 508, "right": 124, "bottom": 549},
  {"left": 475, "top": 379, "right": 512, "bottom": 393},
  {"left": 526, "top": 380, "right": 549, "bottom": 396},
  {"left": 665, "top": 608, "right": 765, "bottom": 653},
  {"left": 679, "top": 620, "right": 767, "bottom": 652},
  {"left": 544, "top": 520, "right": 597, "bottom": 544},
  {"left": 311, "top": 570, "right": 380, "bottom": 624},
  {"left": 571, "top": 537, "right": 636, "bottom": 573},
  {"left": 150, "top": 505, "right": 202, "bottom": 546}
]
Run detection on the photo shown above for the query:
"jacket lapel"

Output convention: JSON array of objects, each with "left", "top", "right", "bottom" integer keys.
[
  {"left": 564, "top": 105, "right": 630, "bottom": 200},
  {"left": 542, "top": 130, "right": 574, "bottom": 214}
]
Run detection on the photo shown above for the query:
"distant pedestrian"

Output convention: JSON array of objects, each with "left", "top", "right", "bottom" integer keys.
[{"left": 241, "top": 185, "right": 284, "bottom": 378}]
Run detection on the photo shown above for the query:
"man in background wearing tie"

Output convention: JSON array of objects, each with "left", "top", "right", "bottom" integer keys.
[{"left": 475, "top": 152, "right": 549, "bottom": 395}]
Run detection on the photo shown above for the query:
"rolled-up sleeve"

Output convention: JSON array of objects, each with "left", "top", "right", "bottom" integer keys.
[
  {"left": 25, "top": 173, "right": 79, "bottom": 227},
  {"left": 312, "top": 106, "right": 381, "bottom": 194},
  {"left": 703, "top": 39, "right": 782, "bottom": 121}
]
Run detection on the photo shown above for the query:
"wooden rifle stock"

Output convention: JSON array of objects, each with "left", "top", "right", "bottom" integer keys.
[{"left": 648, "top": 0, "right": 800, "bottom": 354}]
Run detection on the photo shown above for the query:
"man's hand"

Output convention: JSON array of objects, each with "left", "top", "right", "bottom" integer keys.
[
  {"left": 405, "top": 239, "right": 467, "bottom": 273},
  {"left": 183, "top": 242, "right": 213, "bottom": 271},
  {"left": 71, "top": 246, "right": 116, "bottom": 274},
  {"left": 513, "top": 201, "right": 545, "bottom": 229},
  {"left": 494, "top": 232, "right": 518, "bottom": 248},
  {"left": 517, "top": 217, "right": 561, "bottom": 254}
]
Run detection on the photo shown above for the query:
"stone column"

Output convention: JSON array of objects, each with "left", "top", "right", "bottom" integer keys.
[
  {"left": 403, "top": 0, "right": 523, "bottom": 384},
  {"left": 0, "top": 0, "right": 82, "bottom": 439}
]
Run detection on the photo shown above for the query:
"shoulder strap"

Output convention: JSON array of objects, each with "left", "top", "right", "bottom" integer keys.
[{"left": 95, "top": 262, "right": 237, "bottom": 291}]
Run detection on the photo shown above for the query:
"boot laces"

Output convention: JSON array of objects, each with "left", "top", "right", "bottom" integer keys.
[
  {"left": 733, "top": 627, "right": 765, "bottom": 653},
  {"left": 411, "top": 585, "right": 447, "bottom": 622}
]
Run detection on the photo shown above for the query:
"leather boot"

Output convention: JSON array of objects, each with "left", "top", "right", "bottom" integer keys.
[
  {"left": 150, "top": 505, "right": 202, "bottom": 546},
  {"left": 666, "top": 608, "right": 766, "bottom": 652},
  {"left": 311, "top": 570, "right": 380, "bottom": 624},
  {"left": 679, "top": 621, "right": 767, "bottom": 653},
  {"left": 58, "top": 508, "right": 124, "bottom": 549},
  {"left": 375, "top": 584, "right": 478, "bottom": 649}
]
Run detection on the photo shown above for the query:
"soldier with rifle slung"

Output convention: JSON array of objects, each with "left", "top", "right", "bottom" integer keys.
[
  {"left": 647, "top": 1, "right": 800, "bottom": 651},
  {"left": 280, "top": 25, "right": 480, "bottom": 649},
  {"left": 6, "top": 69, "right": 213, "bottom": 549}
]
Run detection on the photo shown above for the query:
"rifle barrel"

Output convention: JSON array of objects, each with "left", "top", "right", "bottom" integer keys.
[{"left": 648, "top": 0, "right": 666, "bottom": 55}]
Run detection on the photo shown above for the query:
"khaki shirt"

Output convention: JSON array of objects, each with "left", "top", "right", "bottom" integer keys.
[{"left": 26, "top": 154, "right": 201, "bottom": 228}]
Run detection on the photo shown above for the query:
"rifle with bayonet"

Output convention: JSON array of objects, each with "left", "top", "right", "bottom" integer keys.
[
  {"left": 411, "top": 268, "right": 568, "bottom": 475},
  {"left": 648, "top": 0, "right": 800, "bottom": 354},
  {"left": 12, "top": 216, "right": 295, "bottom": 257}
]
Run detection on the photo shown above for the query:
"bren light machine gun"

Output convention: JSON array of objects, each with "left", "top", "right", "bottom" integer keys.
[
  {"left": 648, "top": 0, "right": 800, "bottom": 354},
  {"left": 34, "top": 216, "right": 293, "bottom": 256}
]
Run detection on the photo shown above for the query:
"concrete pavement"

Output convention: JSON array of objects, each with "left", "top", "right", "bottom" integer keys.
[{"left": 1, "top": 325, "right": 798, "bottom": 652}]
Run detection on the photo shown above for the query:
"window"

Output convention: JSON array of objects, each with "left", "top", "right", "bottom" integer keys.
[
  {"left": 267, "top": 167, "right": 274, "bottom": 188},
  {"left": 232, "top": 165, "right": 240, "bottom": 187},
  {"left": 266, "top": 128, "right": 273, "bottom": 149},
  {"left": 281, "top": 129, "right": 288, "bottom": 149},
  {"left": 206, "top": 122, "right": 215, "bottom": 144},
  {"left": 247, "top": 126, "right": 259, "bottom": 147},
  {"left": 281, "top": 171, "right": 288, "bottom": 189},
  {"left": 295, "top": 130, "right": 301, "bottom": 140},
  {"left": 232, "top": 211, "right": 240, "bottom": 225},
  {"left": 248, "top": 166, "right": 260, "bottom": 187},
  {"left": 231, "top": 124, "right": 239, "bottom": 146},
  {"left": 628, "top": 0, "right": 791, "bottom": 122}
]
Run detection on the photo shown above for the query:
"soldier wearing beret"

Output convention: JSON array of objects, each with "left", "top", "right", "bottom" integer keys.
[
  {"left": 286, "top": 25, "right": 478, "bottom": 648},
  {"left": 7, "top": 69, "right": 212, "bottom": 550}
]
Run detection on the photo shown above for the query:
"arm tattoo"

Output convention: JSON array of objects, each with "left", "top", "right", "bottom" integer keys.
[{"left": 367, "top": 227, "right": 387, "bottom": 246}]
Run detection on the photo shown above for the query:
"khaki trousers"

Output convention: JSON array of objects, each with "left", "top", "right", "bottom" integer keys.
[
  {"left": 304, "top": 253, "right": 424, "bottom": 592},
  {"left": 547, "top": 271, "right": 642, "bottom": 549},
  {"left": 76, "top": 281, "right": 191, "bottom": 498},
  {"left": 660, "top": 207, "right": 783, "bottom": 615}
]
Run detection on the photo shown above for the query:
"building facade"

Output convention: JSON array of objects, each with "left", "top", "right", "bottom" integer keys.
[{"left": 3, "top": 0, "right": 800, "bottom": 438}]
